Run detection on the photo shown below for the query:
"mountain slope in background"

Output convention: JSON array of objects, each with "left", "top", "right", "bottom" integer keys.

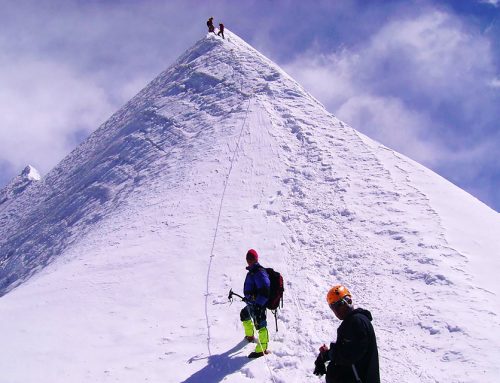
[
  {"left": 0, "top": 164, "right": 40, "bottom": 209},
  {"left": 0, "top": 31, "right": 498, "bottom": 383}
]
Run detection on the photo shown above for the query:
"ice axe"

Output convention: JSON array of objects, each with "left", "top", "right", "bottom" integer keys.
[{"left": 228, "top": 288, "right": 245, "bottom": 303}]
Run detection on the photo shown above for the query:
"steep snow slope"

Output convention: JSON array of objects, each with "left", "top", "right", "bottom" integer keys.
[{"left": 1, "top": 31, "right": 499, "bottom": 383}]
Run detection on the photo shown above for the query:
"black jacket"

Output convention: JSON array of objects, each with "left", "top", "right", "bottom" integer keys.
[{"left": 326, "top": 308, "right": 380, "bottom": 383}]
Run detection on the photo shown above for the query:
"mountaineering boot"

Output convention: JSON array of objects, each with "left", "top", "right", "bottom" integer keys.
[
  {"left": 242, "top": 319, "right": 254, "bottom": 339},
  {"left": 248, "top": 350, "right": 270, "bottom": 358}
]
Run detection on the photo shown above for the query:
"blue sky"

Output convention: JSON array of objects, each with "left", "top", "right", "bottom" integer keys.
[{"left": 0, "top": 0, "right": 498, "bottom": 211}]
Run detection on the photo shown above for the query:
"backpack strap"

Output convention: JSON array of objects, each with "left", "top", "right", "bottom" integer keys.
[{"left": 247, "top": 265, "right": 270, "bottom": 301}]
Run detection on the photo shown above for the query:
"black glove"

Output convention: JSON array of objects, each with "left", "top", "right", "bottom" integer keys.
[{"left": 313, "top": 353, "right": 327, "bottom": 376}]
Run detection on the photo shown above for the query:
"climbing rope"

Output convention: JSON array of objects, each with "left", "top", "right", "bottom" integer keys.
[
  {"left": 204, "top": 36, "right": 279, "bottom": 383},
  {"left": 204, "top": 89, "right": 253, "bottom": 356}
]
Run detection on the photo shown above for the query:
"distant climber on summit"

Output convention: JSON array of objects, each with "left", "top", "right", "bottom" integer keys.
[
  {"left": 207, "top": 17, "right": 215, "bottom": 34},
  {"left": 240, "top": 249, "right": 270, "bottom": 358},
  {"left": 217, "top": 23, "right": 225, "bottom": 39},
  {"left": 314, "top": 285, "right": 380, "bottom": 383}
]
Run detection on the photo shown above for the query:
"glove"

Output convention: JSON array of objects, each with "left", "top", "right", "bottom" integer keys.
[{"left": 313, "top": 353, "right": 327, "bottom": 376}]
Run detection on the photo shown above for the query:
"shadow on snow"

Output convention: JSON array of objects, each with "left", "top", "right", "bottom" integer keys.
[{"left": 181, "top": 340, "right": 251, "bottom": 383}]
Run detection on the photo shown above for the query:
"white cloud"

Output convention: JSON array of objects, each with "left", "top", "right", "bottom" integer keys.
[
  {"left": 480, "top": 0, "right": 499, "bottom": 6},
  {"left": 0, "top": 58, "right": 114, "bottom": 176},
  {"left": 284, "top": 10, "right": 497, "bottom": 169},
  {"left": 365, "top": 11, "right": 493, "bottom": 96},
  {"left": 490, "top": 78, "right": 500, "bottom": 88}
]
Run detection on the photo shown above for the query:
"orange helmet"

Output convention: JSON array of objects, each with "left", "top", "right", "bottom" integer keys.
[{"left": 326, "top": 285, "right": 351, "bottom": 306}]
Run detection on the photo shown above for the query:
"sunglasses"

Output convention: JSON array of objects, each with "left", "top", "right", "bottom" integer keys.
[{"left": 329, "top": 299, "right": 346, "bottom": 311}]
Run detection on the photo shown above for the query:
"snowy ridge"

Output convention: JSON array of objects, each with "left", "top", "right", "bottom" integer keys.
[
  {"left": 0, "top": 30, "right": 499, "bottom": 383},
  {"left": 0, "top": 165, "right": 40, "bottom": 209}
]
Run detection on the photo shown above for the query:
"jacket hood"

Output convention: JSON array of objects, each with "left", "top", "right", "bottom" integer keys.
[{"left": 350, "top": 308, "right": 373, "bottom": 321}]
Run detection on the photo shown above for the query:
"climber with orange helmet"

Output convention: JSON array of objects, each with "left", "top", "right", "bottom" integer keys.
[{"left": 314, "top": 285, "right": 380, "bottom": 383}]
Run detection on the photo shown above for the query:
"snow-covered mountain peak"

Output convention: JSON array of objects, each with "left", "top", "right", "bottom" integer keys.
[
  {"left": 0, "top": 30, "right": 296, "bottom": 295},
  {"left": 1, "top": 31, "right": 499, "bottom": 383},
  {"left": 21, "top": 164, "right": 41, "bottom": 181}
]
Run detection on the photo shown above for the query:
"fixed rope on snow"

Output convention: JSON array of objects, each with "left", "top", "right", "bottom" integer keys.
[{"left": 204, "top": 87, "right": 253, "bottom": 356}]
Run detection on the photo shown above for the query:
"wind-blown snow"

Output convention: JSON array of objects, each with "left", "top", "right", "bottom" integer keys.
[{"left": 0, "top": 30, "right": 499, "bottom": 383}]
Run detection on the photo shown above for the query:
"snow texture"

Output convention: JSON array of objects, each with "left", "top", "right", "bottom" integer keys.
[{"left": 0, "top": 30, "right": 499, "bottom": 383}]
